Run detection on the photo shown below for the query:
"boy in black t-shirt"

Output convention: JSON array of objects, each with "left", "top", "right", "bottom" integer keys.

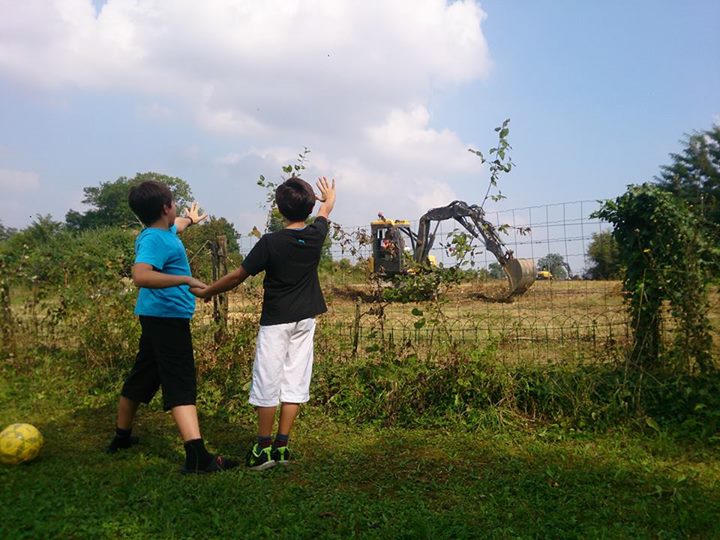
[{"left": 193, "top": 176, "right": 336, "bottom": 470}]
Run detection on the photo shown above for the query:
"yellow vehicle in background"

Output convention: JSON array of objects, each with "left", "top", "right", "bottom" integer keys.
[{"left": 536, "top": 270, "right": 553, "bottom": 280}]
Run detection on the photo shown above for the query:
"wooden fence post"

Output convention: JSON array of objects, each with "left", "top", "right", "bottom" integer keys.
[
  {"left": 0, "top": 279, "right": 14, "bottom": 356},
  {"left": 211, "top": 235, "right": 229, "bottom": 343}
]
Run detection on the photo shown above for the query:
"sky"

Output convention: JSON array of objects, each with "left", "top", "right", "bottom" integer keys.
[{"left": 1, "top": 0, "right": 719, "bottom": 238}]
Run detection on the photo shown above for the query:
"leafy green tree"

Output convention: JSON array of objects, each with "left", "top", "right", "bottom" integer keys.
[
  {"left": 1, "top": 215, "right": 70, "bottom": 286},
  {"left": 65, "top": 172, "right": 194, "bottom": 230},
  {"left": 537, "top": 253, "right": 569, "bottom": 279},
  {"left": 256, "top": 147, "right": 332, "bottom": 264},
  {"left": 257, "top": 147, "right": 311, "bottom": 233},
  {"left": 656, "top": 125, "right": 720, "bottom": 228},
  {"left": 585, "top": 231, "right": 620, "bottom": 280},
  {"left": 266, "top": 207, "right": 286, "bottom": 233},
  {"left": 183, "top": 216, "right": 240, "bottom": 255},
  {"left": 0, "top": 222, "right": 17, "bottom": 242},
  {"left": 594, "top": 183, "right": 713, "bottom": 371},
  {"left": 488, "top": 262, "right": 504, "bottom": 279}
]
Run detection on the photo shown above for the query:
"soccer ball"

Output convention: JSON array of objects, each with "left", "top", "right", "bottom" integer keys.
[{"left": 0, "top": 423, "right": 44, "bottom": 465}]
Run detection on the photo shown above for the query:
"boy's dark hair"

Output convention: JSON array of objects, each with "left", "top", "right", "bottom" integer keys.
[
  {"left": 275, "top": 177, "right": 316, "bottom": 222},
  {"left": 129, "top": 181, "right": 173, "bottom": 226}
]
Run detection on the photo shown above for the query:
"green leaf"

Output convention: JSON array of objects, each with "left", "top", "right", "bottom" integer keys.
[
  {"left": 411, "top": 307, "right": 423, "bottom": 316},
  {"left": 645, "top": 417, "right": 661, "bottom": 433}
]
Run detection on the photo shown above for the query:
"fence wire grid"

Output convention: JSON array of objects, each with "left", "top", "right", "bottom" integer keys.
[{"left": 224, "top": 199, "right": 718, "bottom": 364}]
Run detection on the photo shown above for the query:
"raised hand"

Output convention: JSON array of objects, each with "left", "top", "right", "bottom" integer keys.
[
  {"left": 316, "top": 176, "right": 336, "bottom": 206},
  {"left": 183, "top": 201, "right": 208, "bottom": 225}
]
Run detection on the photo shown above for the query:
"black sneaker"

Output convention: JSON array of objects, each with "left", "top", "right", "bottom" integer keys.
[
  {"left": 106, "top": 435, "right": 140, "bottom": 454},
  {"left": 271, "top": 445, "right": 292, "bottom": 466},
  {"left": 182, "top": 455, "right": 240, "bottom": 475},
  {"left": 246, "top": 443, "right": 275, "bottom": 471}
]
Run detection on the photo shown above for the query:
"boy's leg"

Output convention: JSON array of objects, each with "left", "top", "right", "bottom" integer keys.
[
  {"left": 106, "top": 396, "right": 141, "bottom": 454},
  {"left": 273, "top": 318, "right": 316, "bottom": 464},
  {"left": 107, "top": 321, "right": 159, "bottom": 454},
  {"left": 247, "top": 323, "right": 293, "bottom": 470},
  {"left": 272, "top": 403, "right": 299, "bottom": 465},
  {"left": 151, "top": 317, "right": 238, "bottom": 474},
  {"left": 116, "top": 396, "right": 140, "bottom": 430},
  {"left": 171, "top": 404, "right": 201, "bottom": 441},
  {"left": 277, "top": 403, "right": 300, "bottom": 435},
  {"left": 257, "top": 406, "right": 276, "bottom": 439}
]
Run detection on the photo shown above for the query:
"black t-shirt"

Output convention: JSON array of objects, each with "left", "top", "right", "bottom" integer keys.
[{"left": 241, "top": 217, "right": 329, "bottom": 325}]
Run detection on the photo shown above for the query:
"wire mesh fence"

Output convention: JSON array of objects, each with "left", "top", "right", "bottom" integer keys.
[
  {"left": 228, "top": 199, "right": 718, "bottom": 364},
  {"left": 238, "top": 199, "right": 612, "bottom": 277},
  {"left": 2, "top": 200, "right": 716, "bottom": 366}
]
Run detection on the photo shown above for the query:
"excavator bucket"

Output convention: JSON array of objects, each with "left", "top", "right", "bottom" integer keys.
[{"left": 504, "top": 258, "right": 537, "bottom": 296}]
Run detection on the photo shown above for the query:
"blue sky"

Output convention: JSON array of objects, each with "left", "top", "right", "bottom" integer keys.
[{"left": 1, "top": 0, "right": 718, "bottom": 236}]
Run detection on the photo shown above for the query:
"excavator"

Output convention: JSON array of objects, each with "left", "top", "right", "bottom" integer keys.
[{"left": 370, "top": 200, "right": 537, "bottom": 298}]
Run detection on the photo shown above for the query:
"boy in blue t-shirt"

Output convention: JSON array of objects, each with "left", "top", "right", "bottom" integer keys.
[
  {"left": 106, "top": 180, "right": 238, "bottom": 474},
  {"left": 193, "top": 176, "right": 336, "bottom": 470}
]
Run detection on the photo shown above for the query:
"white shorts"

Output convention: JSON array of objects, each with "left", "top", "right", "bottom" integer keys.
[{"left": 248, "top": 318, "right": 316, "bottom": 407}]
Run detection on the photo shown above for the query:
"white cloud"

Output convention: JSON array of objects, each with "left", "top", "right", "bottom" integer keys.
[
  {"left": 0, "top": 168, "right": 40, "bottom": 191},
  {"left": 0, "top": 0, "right": 493, "bottom": 231},
  {"left": 367, "top": 105, "right": 481, "bottom": 176},
  {"left": 136, "top": 102, "right": 174, "bottom": 121},
  {"left": 0, "top": 0, "right": 489, "bottom": 135}
]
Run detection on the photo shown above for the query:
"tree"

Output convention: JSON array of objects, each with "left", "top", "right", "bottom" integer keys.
[
  {"left": 594, "top": 183, "right": 713, "bottom": 371},
  {"left": 655, "top": 125, "right": 720, "bottom": 229},
  {"left": 585, "top": 231, "right": 620, "bottom": 280},
  {"left": 183, "top": 216, "right": 241, "bottom": 254},
  {"left": 0, "top": 215, "right": 69, "bottom": 286},
  {"left": 0, "top": 222, "right": 17, "bottom": 242},
  {"left": 488, "top": 262, "right": 504, "bottom": 279},
  {"left": 65, "top": 172, "right": 194, "bottom": 230},
  {"left": 537, "top": 253, "right": 569, "bottom": 279}
]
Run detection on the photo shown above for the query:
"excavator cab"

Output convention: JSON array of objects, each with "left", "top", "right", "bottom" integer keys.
[{"left": 370, "top": 220, "right": 412, "bottom": 276}]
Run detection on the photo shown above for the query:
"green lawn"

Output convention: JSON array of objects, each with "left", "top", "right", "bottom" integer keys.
[{"left": 1, "top": 359, "right": 719, "bottom": 539}]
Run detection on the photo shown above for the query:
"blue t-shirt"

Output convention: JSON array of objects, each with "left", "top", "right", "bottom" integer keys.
[{"left": 134, "top": 225, "right": 195, "bottom": 319}]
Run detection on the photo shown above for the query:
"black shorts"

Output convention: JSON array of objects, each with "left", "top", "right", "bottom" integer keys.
[{"left": 121, "top": 316, "right": 197, "bottom": 411}]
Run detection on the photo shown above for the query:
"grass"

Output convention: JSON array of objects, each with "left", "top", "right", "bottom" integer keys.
[{"left": 2, "top": 356, "right": 719, "bottom": 539}]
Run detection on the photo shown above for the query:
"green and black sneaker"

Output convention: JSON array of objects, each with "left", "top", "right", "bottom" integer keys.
[
  {"left": 271, "top": 445, "right": 292, "bottom": 466},
  {"left": 246, "top": 443, "right": 275, "bottom": 471}
]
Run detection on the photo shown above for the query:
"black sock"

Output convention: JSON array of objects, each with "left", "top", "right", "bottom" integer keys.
[
  {"left": 273, "top": 434, "right": 289, "bottom": 448},
  {"left": 184, "top": 438, "right": 213, "bottom": 471},
  {"left": 257, "top": 436, "right": 272, "bottom": 449},
  {"left": 106, "top": 427, "right": 135, "bottom": 453},
  {"left": 115, "top": 427, "right": 132, "bottom": 439}
]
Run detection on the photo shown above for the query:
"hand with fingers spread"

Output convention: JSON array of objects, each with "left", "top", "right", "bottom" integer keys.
[
  {"left": 316, "top": 176, "right": 336, "bottom": 219},
  {"left": 182, "top": 201, "right": 208, "bottom": 226}
]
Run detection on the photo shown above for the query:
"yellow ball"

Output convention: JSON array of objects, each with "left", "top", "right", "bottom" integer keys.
[{"left": 0, "top": 423, "right": 44, "bottom": 465}]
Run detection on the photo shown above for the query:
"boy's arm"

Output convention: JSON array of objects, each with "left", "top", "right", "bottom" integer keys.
[
  {"left": 192, "top": 266, "right": 250, "bottom": 299},
  {"left": 316, "top": 177, "right": 336, "bottom": 220},
  {"left": 175, "top": 201, "right": 208, "bottom": 233},
  {"left": 132, "top": 263, "right": 207, "bottom": 289}
]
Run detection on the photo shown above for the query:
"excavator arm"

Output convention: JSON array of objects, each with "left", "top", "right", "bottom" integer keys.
[{"left": 412, "top": 201, "right": 536, "bottom": 297}]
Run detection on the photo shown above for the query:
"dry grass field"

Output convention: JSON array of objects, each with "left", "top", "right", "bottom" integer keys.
[{"left": 199, "top": 277, "right": 718, "bottom": 365}]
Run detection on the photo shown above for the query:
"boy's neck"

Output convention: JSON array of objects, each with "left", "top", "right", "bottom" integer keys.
[
  {"left": 148, "top": 216, "right": 172, "bottom": 229},
  {"left": 285, "top": 220, "right": 306, "bottom": 229}
]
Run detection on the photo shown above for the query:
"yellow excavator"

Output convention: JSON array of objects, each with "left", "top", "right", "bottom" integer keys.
[{"left": 370, "top": 200, "right": 536, "bottom": 298}]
